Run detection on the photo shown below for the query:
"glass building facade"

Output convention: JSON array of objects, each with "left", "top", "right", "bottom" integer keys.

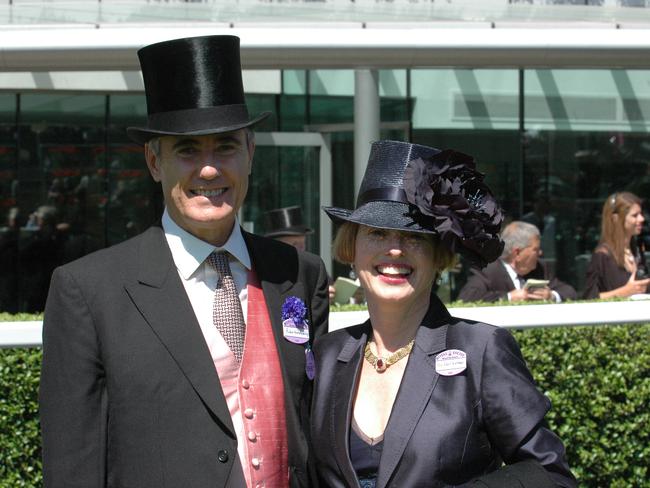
[{"left": 1, "top": 68, "right": 650, "bottom": 312}]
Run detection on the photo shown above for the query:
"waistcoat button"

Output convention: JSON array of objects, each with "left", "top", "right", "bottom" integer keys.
[{"left": 244, "top": 407, "right": 254, "bottom": 419}]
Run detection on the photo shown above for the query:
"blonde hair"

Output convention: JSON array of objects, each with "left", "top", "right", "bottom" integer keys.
[
  {"left": 598, "top": 191, "right": 642, "bottom": 268},
  {"left": 332, "top": 221, "right": 457, "bottom": 272}
]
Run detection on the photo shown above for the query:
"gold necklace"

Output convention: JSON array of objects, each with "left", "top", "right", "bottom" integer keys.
[{"left": 364, "top": 339, "right": 415, "bottom": 373}]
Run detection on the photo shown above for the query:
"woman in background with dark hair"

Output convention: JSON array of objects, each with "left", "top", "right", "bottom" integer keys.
[
  {"left": 583, "top": 192, "right": 649, "bottom": 299},
  {"left": 311, "top": 140, "right": 577, "bottom": 488}
]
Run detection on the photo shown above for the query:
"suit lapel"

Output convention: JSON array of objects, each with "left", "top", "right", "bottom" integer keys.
[
  {"left": 124, "top": 226, "right": 235, "bottom": 436},
  {"left": 331, "top": 326, "right": 369, "bottom": 488},
  {"left": 495, "top": 261, "right": 516, "bottom": 291},
  {"left": 376, "top": 298, "right": 450, "bottom": 488}
]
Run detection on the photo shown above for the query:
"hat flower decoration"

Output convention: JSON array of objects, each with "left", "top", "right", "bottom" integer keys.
[
  {"left": 402, "top": 149, "right": 504, "bottom": 267},
  {"left": 323, "top": 140, "right": 504, "bottom": 268}
]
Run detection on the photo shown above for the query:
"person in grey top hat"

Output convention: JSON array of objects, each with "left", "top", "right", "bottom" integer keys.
[{"left": 263, "top": 206, "right": 314, "bottom": 252}]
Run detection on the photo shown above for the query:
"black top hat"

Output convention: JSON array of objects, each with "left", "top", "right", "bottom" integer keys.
[
  {"left": 323, "top": 140, "right": 504, "bottom": 267},
  {"left": 263, "top": 206, "right": 314, "bottom": 238},
  {"left": 127, "top": 35, "right": 270, "bottom": 144}
]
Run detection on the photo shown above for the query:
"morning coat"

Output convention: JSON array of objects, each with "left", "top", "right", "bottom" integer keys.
[{"left": 40, "top": 224, "right": 329, "bottom": 488}]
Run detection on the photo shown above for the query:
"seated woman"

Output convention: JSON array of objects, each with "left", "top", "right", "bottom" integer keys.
[
  {"left": 583, "top": 192, "right": 650, "bottom": 299},
  {"left": 311, "top": 140, "right": 577, "bottom": 488}
]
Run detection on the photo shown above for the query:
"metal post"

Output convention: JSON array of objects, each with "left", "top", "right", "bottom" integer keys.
[{"left": 354, "top": 69, "right": 380, "bottom": 198}]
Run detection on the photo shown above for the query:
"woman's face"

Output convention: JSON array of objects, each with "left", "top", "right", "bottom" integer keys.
[
  {"left": 353, "top": 225, "right": 437, "bottom": 307},
  {"left": 624, "top": 203, "right": 645, "bottom": 238}
]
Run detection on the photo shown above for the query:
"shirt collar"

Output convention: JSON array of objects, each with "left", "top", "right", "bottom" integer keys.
[
  {"left": 162, "top": 208, "right": 252, "bottom": 280},
  {"left": 501, "top": 260, "right": 519, "bottom": 282}
]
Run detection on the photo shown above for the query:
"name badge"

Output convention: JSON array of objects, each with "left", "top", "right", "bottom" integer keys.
[
  {"left": 435, "top": 349, "right": 467, "bottom": 376},
  {"left": 282, "top": 318, "right": 310, "bottom": 344}
]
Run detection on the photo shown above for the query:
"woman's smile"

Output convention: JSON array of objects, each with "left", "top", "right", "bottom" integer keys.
[{"left": 375, "top": 262, "right": 413, "bottom": 284}]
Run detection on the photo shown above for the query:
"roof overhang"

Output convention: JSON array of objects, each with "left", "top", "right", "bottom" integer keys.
[{"left": 1, "top": 24, "right": 650, "bottom": 71}]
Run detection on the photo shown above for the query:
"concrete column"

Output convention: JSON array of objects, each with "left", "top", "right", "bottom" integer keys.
[{"left": 354, "top": 69, "right": 380, "bottom": 198}]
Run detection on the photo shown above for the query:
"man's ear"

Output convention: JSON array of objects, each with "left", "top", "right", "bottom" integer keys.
[{"left": 144, "top": 143, "right": 161, "bottom": 182}]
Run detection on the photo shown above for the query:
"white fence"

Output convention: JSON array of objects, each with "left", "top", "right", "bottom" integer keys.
[{"left": 2, "top": 300, "right": 649, "bottom": 348}]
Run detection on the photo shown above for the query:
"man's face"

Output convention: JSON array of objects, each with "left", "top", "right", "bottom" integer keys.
[
  {"left": 145, "top": 129, "right": 254, "bottom": 245},
  {"left": 513, "top": 236, "right": 541, "bottom": 276}
]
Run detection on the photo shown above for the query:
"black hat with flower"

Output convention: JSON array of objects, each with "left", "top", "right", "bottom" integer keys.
[{"left": 323, "top": 140, "right": 504, "bottom": 267}]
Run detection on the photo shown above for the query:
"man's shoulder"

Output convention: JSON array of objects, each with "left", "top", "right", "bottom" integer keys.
[
  {"left": 468, "top": 260, "right": 503, "bottom": 280},
  {"left": 244, "top": 232, "right": 324, "bottom": 270},
  {"left": 60, "top": 226, "right": 163, "bottom": 275}
]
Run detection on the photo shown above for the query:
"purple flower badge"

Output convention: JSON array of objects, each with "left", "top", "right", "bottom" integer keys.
[
  {"left": 281, "top": 296, "right": 315, "bottom": 380},
  {"left": 281, "top": 296, "right": 309, "bottom": 345}
]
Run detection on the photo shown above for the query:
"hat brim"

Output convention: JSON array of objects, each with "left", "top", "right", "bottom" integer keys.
[
  {"left": 265, "top": 226, "right": 314, "bottom": 238},
  {"left": 126, "top": 111, "right": 271, "bottom": 145},
  {"left": 323, "top": 200, "right": 437, "bottom": 235}
]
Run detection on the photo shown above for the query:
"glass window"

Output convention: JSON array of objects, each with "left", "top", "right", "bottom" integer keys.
[
  {"left": 0, "top": 94, "right": 18, "bottom": 313},
  {"left": 107, "top": 94, "right": 160, "bottom": 246},
  {"left": 524, "top": 69, "right": 650, "bottom": 293},
  {"left": 244, "top": 144, "right": 320, "bottom": 254},
  {"left": 13, "top": 93, "right": 106, "bottom": 312},
  {"left": 411, "top": 69, "right": 521, "bottom": 299}
]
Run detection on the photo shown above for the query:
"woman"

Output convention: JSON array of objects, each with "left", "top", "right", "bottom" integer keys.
[
  {"left": 311, "top": 140, "right": 577, "bottom": 488},
  {"left": 583, "top": 192, "right": 650, "bottom": 299}
]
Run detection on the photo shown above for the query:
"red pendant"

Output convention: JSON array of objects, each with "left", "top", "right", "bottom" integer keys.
[{"left": 375, "top": 358, "right": 386, "bottom": 373}]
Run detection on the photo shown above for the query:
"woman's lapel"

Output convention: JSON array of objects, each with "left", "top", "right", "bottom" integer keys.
[
  {"left": 376, "top": 303, "right": 451, "bottom": 488},
  {"left": 330, "top": 324, "right": 369, "bottom": 488}
]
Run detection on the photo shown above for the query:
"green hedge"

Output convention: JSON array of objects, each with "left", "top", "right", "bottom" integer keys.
[
  {"left": 0, "top": 346, "right": 41, "bottom": 487},
  {"left": 1, "top": 315, "right": 649, "bottom": 487}
]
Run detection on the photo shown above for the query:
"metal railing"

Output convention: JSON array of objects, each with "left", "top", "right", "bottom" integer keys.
[{"left": 2, "top": 300, "right": 649, "bottom": 348}]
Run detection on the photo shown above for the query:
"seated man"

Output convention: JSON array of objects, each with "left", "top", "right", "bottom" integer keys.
[{"left": 459, "top": 221, "right": 576, "bottom": 303}]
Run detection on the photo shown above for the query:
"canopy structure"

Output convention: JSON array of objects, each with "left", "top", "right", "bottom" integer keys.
[{"left": 0, "top": 0, "right": 649, "bottom": 71}]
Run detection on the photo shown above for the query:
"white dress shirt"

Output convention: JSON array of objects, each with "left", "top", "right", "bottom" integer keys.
[
  {"left": 501, "top": 260, "right": 561, "bottom": 303},
  {"left": 161, "top": 208, "right": 252, "bottom": 336}
]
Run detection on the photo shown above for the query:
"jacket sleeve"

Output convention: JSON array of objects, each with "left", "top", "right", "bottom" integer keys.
[
  {"left": 39, "top": 267, "right": 107, "bottom": 488},
  {"left": 465, "top": 459, "right": 556, "bottom": 488},
  {"left": 458, "top": 268, "right": 508, "bottom": 303},
  {"left": 479, "top": 328, "right": 577, "bottom": 488},
  {"left": 310, "top": 258, "right": 330, "bottom": 341},
  {"left": 548, "top": 277, "right": 577, "bottom": 301}
]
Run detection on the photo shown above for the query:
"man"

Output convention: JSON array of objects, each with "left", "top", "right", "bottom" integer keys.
[
  {"left": 39, "top": 35, "right": 329, "bottom": 488},
  {"left": 263, "top": 206, "right": 341, "bottom": 302},
  {"left": 459, "top": 221, "right": 576, "bottom": 303},
  {"left": 262, "top": 206, "right": 313, "bottom": 252}
]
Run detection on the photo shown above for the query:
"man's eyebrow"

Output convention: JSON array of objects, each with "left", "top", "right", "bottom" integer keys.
[
  {"left": 171, "top": 138, "right": 201, "bottom": 149},
  {"left": 214, "top": 135, "right": 242, "bottom": 145},
  {"left": 171, "top": 135, "right": 242, "bottom": 150}
]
